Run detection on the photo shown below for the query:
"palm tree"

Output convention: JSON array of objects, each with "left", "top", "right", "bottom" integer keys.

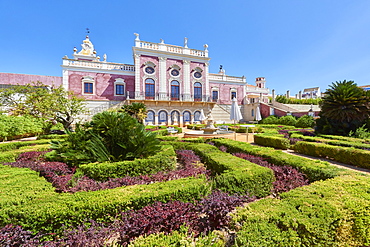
[
  {"left": 120, "top": 103, "right": 147, "bottom": 123},
  {"left": 317, "top": 80, "right": 370, "bottom": 135}
]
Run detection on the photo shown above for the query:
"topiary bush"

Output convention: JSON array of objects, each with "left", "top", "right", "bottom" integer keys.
[
  {"left": 295, "top": 115, "right": 315, "bottom": 128},
  {"left": 261, "top": 115, "right": 279, "bottom": 124},
  {"left": 278, "top": 115, "right": 297, "bottom": 126}
]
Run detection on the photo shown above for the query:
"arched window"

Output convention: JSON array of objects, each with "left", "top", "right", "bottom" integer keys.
[
  {"left": 171, "top": 110, "right": 180, "bottom": 123},
  {"left": 183, "top": 111, "right": 191, "bottom": 123},
  {"left": 171, "top": 81, "right": 180, "bottom": 100},
  {"left": 145, "top": 110, "right": 155, "bottom": 124},
  {"left": 194, "top": 82, "right": 202, "bottom": 101},
  {"left": 158, "top": 110, "right": 168, "bottom": 123},
  {"left": 194, "top": 111, "right": 201, "bottom": 121},
  {"left": 145, "top": 78, "right": 155, "bottom": 99}
]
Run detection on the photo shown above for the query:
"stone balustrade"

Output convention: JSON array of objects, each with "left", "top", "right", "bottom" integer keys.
[
  {"left": 62, "top": 59, "right": 135, "bottom": 72},
  {"left": 208, "top": 73, "right": 246, "bottom": 83},
  {"left": 136, "top": 41, "right": 207, "bottom": 57},
  {"left": 245, "top": 85, "right": 269, "bottom": 93}
]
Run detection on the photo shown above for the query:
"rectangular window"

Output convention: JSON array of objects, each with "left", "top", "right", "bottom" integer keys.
[
  {"left": 231, "top": 92, "right": 236, "bottom": 99},
  {"left": 194, "top": 88, "right": 202, "bottom": 101},
  {"left": 116, "top": 84, "right": 125, "bottom": 95},
  {"left": 145, "top": 84, "right": 155, "bottom": 99},
  {"left": 84, "top": 82, "right": 93, "bottom": 94},
  {"left": 212, "top": 91, "right": 218, "bottom": 102}
]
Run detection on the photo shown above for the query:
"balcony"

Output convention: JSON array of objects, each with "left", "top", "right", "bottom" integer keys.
[
  {"left": 245, "top": 85, "right": 269, "bottom": 94},
  {"left": 127, "top": 92, "right": 212, "bottom": 102}
]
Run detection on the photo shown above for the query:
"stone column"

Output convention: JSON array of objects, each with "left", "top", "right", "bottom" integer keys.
[
  {"left": 158, "top": 57, "right": 167, "bottom": 100},
  {"left": 62, "top": 69, "right": 69, "bottom": 91},
  {"left": 299, "top": 90, "right": 302, "bottom": 99},
  {"left": 179, "top": 115, "right": 184, "bottom": 127},
  {"left": 204, "top": 62, "right": 210, "bottom": 100},
  {"left": 134, "top": 54, "right": 141, "bottom": 99},
  {"left": 183, "top": 60, "right": 191, "bottom": 101},
  {"left": 272, "top": 89, "right": 275, "bottom": 102},
  {"left": 154, "top": 114, "right": 159, "bottom": 125},
  {"left": 286, "top": 90, "right": 290, "bottom": 99}
]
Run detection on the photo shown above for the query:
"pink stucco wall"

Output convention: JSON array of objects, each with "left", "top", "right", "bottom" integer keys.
[
  {"left": 260, "top": 103, "right": 319, "bottom": 118},
  {"left": 0, "top": 73, "right": 62, "bottom": 87},
  {"left": 260, "top": 103, "right": 271, "bottom": 118},
  {"left": 139, "top": 55, "right": 159, "bottom": 94},
  {"left": 209, "top": 82, "right": 244, "bottom": 105},
  {"left": 68, "top": 71, "right": 134, "bottom": 100}
]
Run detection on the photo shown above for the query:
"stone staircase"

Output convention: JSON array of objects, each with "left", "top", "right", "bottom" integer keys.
[{"left": 211, "top": 104, "right": 234, "bottom": 124}]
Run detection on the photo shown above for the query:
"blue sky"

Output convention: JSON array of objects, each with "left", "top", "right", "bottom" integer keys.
[{"left": 1, "top": 0, "right": 370, "bottom": 95}]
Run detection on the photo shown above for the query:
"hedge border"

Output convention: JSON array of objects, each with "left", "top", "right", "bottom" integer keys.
[
  {"left": 232, "top": 174, "right": 370, "bottom": 246},
  {"left": 77, "top": 144, "right": 177, "bottom": 180},
  {"left": 209, "top": 138, "right": 349, "bottom": 182},
  {"left": 168, "top": 141, "right": 274, "bottom": 198},
  {"left": 254, "top": 134, "right": 291, "bottom": 150},
  {"left": 294, "top": 141, "right": 370, "bottom": 169}
]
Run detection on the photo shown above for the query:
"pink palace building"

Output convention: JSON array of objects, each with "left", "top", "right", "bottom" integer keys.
[{"left": 1, "top": 34, "right": 271, "bottom": 125}]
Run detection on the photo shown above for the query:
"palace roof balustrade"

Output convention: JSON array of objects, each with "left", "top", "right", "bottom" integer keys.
[
  {"left": 135, "top": 40, "right": 208, "bottom": 58},
  {"left": 62, "top": 58, "right": 135, "bottom": 72}
]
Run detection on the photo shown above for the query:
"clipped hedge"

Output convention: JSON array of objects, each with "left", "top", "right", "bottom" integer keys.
[
  {"left": 0, "top": 143, "right": 52, "bottom": 163},
  {"left": 210, "top": 138, "right": 347, "bottom": 182},
  {"left": 290, "top": 133, "right": 370, "bottom": 150},
  {"left": 254, "top": 134, "right": 291, "bottom": 150},
  {"left": 0, "top": 163, "right": 210, "bottom": 235},
  {"left": 0, "top": 139, "right": 54, "bottom": 152},
  {"left": 77, "top": 145, "right": 177, "bottom": 181},
  {"left": 319, "top": 134, "right": 370, "bottom": 143},
  {"left": 130, "top": 226, "right": 225, "bottom": 246},
  {"left": 169, "top": 141, "right": 274, "bottom": 197},
  {"left": 232, "top": 174, "right": 370, "bottom": 246},
  {"left": 294, "top": 141, "right": 370, "bottom": 169}
]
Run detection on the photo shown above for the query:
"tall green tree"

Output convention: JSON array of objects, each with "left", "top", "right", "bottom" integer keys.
[
  {"left": 120, "top": 102, "right": 147, "bottom": 123},
  {"left": 316, "top": 80, "right": 370, "bottom": 135},
  {"left": 0, "top": 81, "right": 86, "bottom": 131}
]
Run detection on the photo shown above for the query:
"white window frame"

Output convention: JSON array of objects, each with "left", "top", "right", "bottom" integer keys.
[
  {"left": 82, "top": 76, "right": 95, "bottom": 95},
  {"left": 230, "top": 88, "right": 237, "bottom": 100},
  {"left": 114, "top": 78, "right": 126, "bottom": 96}
]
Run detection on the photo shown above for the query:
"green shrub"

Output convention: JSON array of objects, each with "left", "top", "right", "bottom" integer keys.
[
  {"left": 210, "top": 138, "right": 347, "bottom": 182},
  {"left": 0, "top": 142, "right": 52, "bottom": 163},
  {"left": 177, "top": 142, "right": 274, "bottom": 197},
  {"left": 77, "top": 145, "right": 177, "bottom": 180},
  {"left": 0, "top": 115, "right": 44, "bottom": 141},
  {"left": 290, "top": 133, "right": 370, "bottom": 150},
  {"left": 318, "top": 134, "right": 370, "bottom": 143},
  {"left": 37, "top": 134, "right": 67, "bottom": 140},
  {"left": 0, "top": 172, "right": 211, "bottom": 235},
  {"left": 294, "top": 141, "right": 370, "bottom": 169},
  {"left": 295, "top": 115, "right": 315, "bottom": 128},
  {"left": 130, "top": 226, "right": 225, "bottom": 246},
  {"left": 254, "top": 134, "right": 290, "bottom": 149},
  {"left": 278, "top": 115, "right": 297, "bottom": 126},
  {"left": 349, "top": 124, "right": 370, "bottom": 139},
  {"left": 232, "top": 175, "right": 370, "bottom": 246},
  {"left": 50, "top": 111, "right": 161, "bottom": 166},
  {"left": 261, "top": 115, "right": 279, "bottom": 124}
]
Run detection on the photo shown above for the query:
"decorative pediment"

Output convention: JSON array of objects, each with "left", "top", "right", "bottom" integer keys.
[
  {"left": 193, "top": 67, "right": 203, "bottom": 73},
  {"left": 143, "top": 61, "right": 156, "bottom": 67}
]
